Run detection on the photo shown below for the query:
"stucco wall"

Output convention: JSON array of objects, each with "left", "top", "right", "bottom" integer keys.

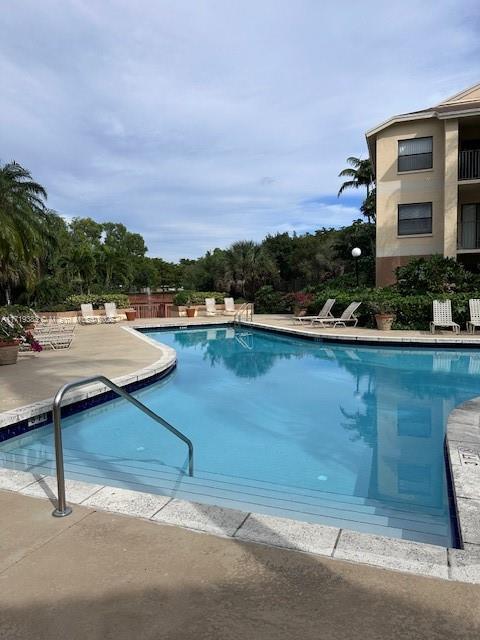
[{"left": 376, "top": 119, "right": 445, "bottom": 262}]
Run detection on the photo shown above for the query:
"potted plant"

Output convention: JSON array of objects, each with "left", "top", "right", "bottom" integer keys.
[
  {"left": 291, "top": 292, "right": 314, "bottom": 317},
  {"left": 174, "top": 291, "right": 197, "bottom": 318},
  {"left": 125, "top": 309, "right": 137, "bottom": 321},
  {"left": 0, "top": 316, "right": 42, "bottom": 365},
  {"left": 370, "top": 301, "right": 396, "bottom": 331},
  {"left": 185, "top": 298, "right": 197, "bottom": 318}
]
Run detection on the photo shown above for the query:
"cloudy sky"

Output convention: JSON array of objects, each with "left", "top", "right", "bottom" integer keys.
[{"left": 1, "top": 1, "right": 479, "bottom": 260}]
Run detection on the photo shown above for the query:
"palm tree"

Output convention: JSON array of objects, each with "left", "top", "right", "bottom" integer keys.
[
  {"left": 224, "top": 241, "right": 277, "bottom": 298},
  {"left": 338, "top": 157, "right": 375, "bottom": 223},
  {"left": 0, "top": 161, "right": 50, "bottom": 302}
]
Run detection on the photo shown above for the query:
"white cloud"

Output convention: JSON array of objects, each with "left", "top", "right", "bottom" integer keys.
[{"left": 0, "top": 0, "right": 478, "bottom": 259}]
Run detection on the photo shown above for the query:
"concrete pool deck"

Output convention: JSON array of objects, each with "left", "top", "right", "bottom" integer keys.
[{"left": 1, "top": 489, "right": 480, "bottom": 640}]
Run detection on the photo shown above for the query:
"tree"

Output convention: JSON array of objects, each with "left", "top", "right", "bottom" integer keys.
[
  {"left": 224, "top": 241, "right": 278, "bottom": 299},
  {"left": 338, "top": 157, "right": 376, "bottom": 223},
  {"left": 0, "top": 161, "right": 51, "bottom": 303}
]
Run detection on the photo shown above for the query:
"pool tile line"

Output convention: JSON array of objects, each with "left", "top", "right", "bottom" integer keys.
[
  {"left": 245, "top": 319, "right": 480, "bottom": 348},
  {"left": 0, "top": 335, "right": 177, "bottom": 439},
  {"left": 1, "top": 472, "right": 480, "bottom": 584},
  {"left": 445, "top": 399, "right": 480, "bottom": 575}
]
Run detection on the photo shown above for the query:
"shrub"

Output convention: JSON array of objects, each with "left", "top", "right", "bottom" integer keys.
[
  {"left": 173, "top": 291, "right": 227, "bottom": 306},
  {"left": 0, "top": 304, "right": 34, "bottom": 319},
  {"left": 396, "top": 255, "right": 479, "bottom": 294},
  {"left": 65, "top": 294, "right": 130, "bottom": 309},
  {"left": 254, "top": 286, "right": 289, "bottom": 314},
  {"left": 99, "top": 294, "right": 130, "bottom": 308},
  {"left": 39, "top": 303, "right": 76, "bottom": 312},
  {"left": 308, "top": 288, "right": 478, "bottom": 330}
]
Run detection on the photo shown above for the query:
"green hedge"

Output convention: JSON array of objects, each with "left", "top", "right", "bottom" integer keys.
[
  {"left": 173, "top": 291, "right": 228, "bottom": 306},
  {"left": 308, "top": 289, "right": 478, "bottom": 330},
  {"left": 254, "top": 286, "right": 290, "bottom": 314},
  {"left": 65, "top": 294, "right": 130, "bottom": 309},
  {"left": 0, "top": 304, "right": 34, "bottom": 318}
]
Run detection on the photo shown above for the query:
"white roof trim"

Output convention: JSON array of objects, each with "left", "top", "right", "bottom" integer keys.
[
  {"left": 439, "top": 82, "right": 480, "bottom": 105},
  {"left": 437, "top": 108, "right": 480, "bottom": 120},
  {"left": 366, "top": 106, "right": 480, "bottom": 139},
  {"left": 366, "top": 111, "right": 435, "bottom": 139}
]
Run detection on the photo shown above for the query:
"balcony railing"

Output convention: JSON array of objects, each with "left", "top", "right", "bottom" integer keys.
[{"left": 459, "top": 149, "right": 480, "bottom": 180}]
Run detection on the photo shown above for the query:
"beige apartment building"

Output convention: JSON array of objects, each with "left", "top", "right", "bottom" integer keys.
[{"left": 366, "top": 83, "right": 480, "bottom": 286}]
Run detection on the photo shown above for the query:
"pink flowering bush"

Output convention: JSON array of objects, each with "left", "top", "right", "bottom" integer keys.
[{"left": 0, "top": 316, "right": 42, "bottom": 352}]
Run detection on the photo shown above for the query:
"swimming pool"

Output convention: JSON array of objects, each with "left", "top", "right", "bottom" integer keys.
[{"left": 3, "top": 326, "right": 480, "bottom": 547}]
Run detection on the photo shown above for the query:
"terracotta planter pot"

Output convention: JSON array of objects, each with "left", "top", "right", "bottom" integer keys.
[
  {"left": 375, "top": 314, "right": 395, "bottom": 331},
  {"left": 125, "top": 310, "right": 137, "bottom": 321},
  {"left": 0, "top": 342, "right": 20, "bottom": 365},
  {"left": 186, "top": 308, "right": 197, "bottom": 318}
]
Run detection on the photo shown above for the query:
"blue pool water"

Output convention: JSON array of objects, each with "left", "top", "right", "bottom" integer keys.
[{"left": 3, "top": 327, "right": 480, "bottom": 546}]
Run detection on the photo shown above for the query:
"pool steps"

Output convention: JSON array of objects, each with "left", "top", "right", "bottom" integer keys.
[{"left": 0, "top": 444, "right": 450, "bottom": 547}]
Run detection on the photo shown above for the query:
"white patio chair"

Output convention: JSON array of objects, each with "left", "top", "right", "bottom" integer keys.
[
  {"left": 205, "top": 298, "right": 218, "bottom": 316},
  {"left": 36, "top": 333, "right": 75, "bottom": 350},
  {"left": 104, "top": 302, "right": 122, "bottom": 323},
  {"left": 467, "top": 299, "right": 480, "bottom": 334},
  {"left": 432, "top": 352, "right": 459, "bottom": 373},
  {"left": 468, "top": 355, "right": 480, "bottom": 375},
  {"left": 23, "top": 327, "right": 75, "bottom": 350},
  {"left": 294, "top": 299, "right": 335, "bottom": 324},
  {"left": 430, "top": 300, "right": 460, "bottom": 334},
  {"left": 223, "top": 298, "right": 236, "bottom": 316},
  {"left": 79, "top": 304, "right": 98, "bottom": 324},
  {"left": 312, "top": 302, "right": 362, "bottom": 328}
]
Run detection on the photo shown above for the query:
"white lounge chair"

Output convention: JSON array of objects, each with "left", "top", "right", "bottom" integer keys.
[
  {"left": 79, "top": 304, "right": 98, "bottom": 324},
  {"left": 467, "top": 299, "right": 480, "bottom": 334},
  {"left": 205, "top": 298, "right": 218, "bottom": 316},
  {"left": 21, "top": 325, "right": 76, "bottom": 351},
  {"left": 104, "top": 302, "right": 122, "bottom": 323},
  {"left": 430, "top": 300, "right": 460, "bottom": 334},
  {"left": 312, "top": 302, "right": 362, "bottom": 328},
  {"left": 34, "top": 324, "right": 75, "bottom": 336},
  {"left": 223, "top": 298, "right": 236, "bottom": 316},
  {"left": 35, "top": 332, "right": 75, "bottom": 350},
  {"left": 294, "top": 299, "right": 335, "bottom": 324}
]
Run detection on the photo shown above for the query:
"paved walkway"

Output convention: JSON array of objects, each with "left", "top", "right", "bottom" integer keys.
[{"left": 1, "top": 490, "right": 479, "bottom": 640}]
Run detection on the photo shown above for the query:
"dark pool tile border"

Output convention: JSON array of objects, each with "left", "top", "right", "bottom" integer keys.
[
  {"left": 0, "top": 330, "right": 177, "bottom": 442},
  {"left": 0, "top": 364, "right": 176, "bottom": 443},
  {"left": 136, "top": 322, "right": 233, "bottom": 333},
  {"left": 246, "top": 321, "right": 480, "bottom": 349},
  {"left": 445, "top": 396, "right": 480, "bottom": 579}
]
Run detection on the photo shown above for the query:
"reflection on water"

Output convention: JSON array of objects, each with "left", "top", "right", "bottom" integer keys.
[{"left": 172, "top": 328, "right": 480, "bottom": 525}]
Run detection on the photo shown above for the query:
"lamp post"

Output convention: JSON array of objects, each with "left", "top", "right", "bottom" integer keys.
[{"left": 351, "top": 247, "right": 361, "bottom": 287}]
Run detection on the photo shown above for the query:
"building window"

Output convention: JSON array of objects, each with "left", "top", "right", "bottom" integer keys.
[
  {"left": 398, "top": 203, "right": 432, "bottom": 235},
  {"left": 459, "top": 203, "right": 480, "bottom": 249},
  {"left": 398, "top": 137, "right": 433, "bottom": 172}
]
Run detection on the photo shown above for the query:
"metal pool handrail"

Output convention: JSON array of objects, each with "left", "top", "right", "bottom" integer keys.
[
  {"left": 51, "top": 374, "right": 194, "bottom": 517},
  {"left": 234, "top": 302, "right": 254, "bottom": 325}
]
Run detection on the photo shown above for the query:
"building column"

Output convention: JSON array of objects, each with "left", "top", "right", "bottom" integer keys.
[{"left": 443, "top": 119, "right": 458, "bottom": 257}]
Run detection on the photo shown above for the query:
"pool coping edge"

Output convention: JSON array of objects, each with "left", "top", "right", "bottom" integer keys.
[{"left": 0, "top": 328, "right": 177, "bottom": 435}]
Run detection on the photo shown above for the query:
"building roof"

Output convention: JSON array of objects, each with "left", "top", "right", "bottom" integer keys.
[{"left": 366, "top": 82, "right": 480, "bottom": 169}]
